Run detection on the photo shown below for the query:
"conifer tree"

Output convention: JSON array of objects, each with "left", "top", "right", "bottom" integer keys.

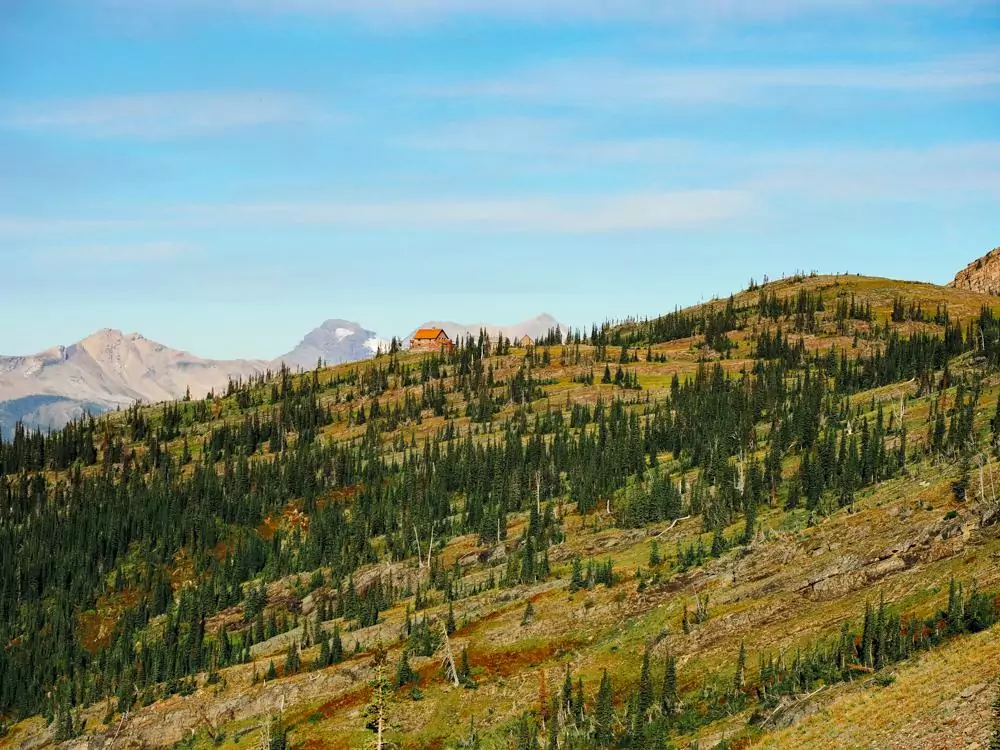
[
  {"left": 570, "top": 556, "right": 584, "bottom": 592},
  {"left": 595, "top": 669, "right": 614, "bottom": 747},
  {"left": 648, "top": 540, "right": 661, "bottom": 567},
  {"left": 331, "top": 624, "right": 344, "bottom": 664},
  {"left": 662, "top": 655, "right": 678, "bottom": 716},
  {"left": 394, "top": 649, "right": 417, "bottom": 688},
  {"left": 460, "top": 647, "right": 471, "bottom": 680},
  {"left": 548, "top": 695, "right": 560, "bottom": 750},
  {"left": 954, "top": 451, "right": 972, "bottom": 502},
  {"left": 574, "top": 678, "right": 585, "bottom": 723},
  {"left": 521, "top": 601, "right": 535, "bottom": 626},
  {"left": 562, "top": 667, "right": 573, "bottom": 715},
  {"left": 637, "top": 649, "right": 654, "bottom": 718}
]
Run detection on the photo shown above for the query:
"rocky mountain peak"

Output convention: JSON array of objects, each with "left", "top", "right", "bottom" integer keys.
[
  {"left": 280, "top": 320, "right": 386, "bottom": 369},
  {"left": 949, "top": 246, "right": 1000, "bottom": 295}
]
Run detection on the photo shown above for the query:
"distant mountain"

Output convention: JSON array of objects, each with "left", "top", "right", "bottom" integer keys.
[
  {"left": 407, "top": 313, "right": 563, "bottom": 346},
  {"left": 949, "top": 246, "right": 1000, "bottom": 295},
  {"left": 279, "top": 319, "right": 390, "bottom": 369},
  {"left": 0, "top": 329, "right": 271, "bottom": 437},
  {"left": 0, "top": 314, "right": 566, "bottom": 436}
]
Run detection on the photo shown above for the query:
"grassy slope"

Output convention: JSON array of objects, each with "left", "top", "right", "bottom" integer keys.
[{"left": 5, "top": 274, "right": 1000, "bottom": 750}]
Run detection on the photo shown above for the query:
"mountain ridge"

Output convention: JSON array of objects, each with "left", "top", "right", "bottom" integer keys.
[
  {"left": 0, "top": 328, "right": 272, "bottom": 436},
  {"left": 0, "top": 313, "right": 563, "bottom": 435}
]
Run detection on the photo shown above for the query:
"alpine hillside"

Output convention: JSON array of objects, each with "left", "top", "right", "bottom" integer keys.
[{"left": 1, "top": 262, "right": 1000, "bottom": 750}]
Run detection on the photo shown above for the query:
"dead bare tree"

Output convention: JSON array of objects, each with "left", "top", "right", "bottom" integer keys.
[{"left": 439, "top": 621, "right": 461, "bottom": 687}]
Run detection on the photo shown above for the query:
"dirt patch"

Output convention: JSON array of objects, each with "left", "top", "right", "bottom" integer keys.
[
  {"left": 77, "top": 587, "right": 141, "bottom": 654},
  {"left": 316, "top": 685, "right": 372, "bottom": 719},
  {"left": 473, "top": 638, "right": 580, "bottom": 678}
]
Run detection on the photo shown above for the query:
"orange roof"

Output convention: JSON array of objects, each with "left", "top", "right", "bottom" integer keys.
[{"left": 412, "top": 327, "right": 448, "bottom": 340}]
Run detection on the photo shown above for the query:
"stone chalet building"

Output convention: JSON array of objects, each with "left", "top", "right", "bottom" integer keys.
[{"left": 410, "top": 327, "right": 454, "bottom": 352}]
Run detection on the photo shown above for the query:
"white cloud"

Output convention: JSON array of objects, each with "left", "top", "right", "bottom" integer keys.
[
  {"left": 68, "top": 241, "right": 194, "bottom": 263},
  {"left": 432, "top": 52, "right": 1000, "bottom": 107},
  {"left": 753, "top": 142, "right": 1000, "bottom": 199},
  {"left": 24, "top": 242, "right": 194, "bottom": 268},
  {"left": 0, "top": 217, "right": 139, "bottom": 238},
  {"left": 179, "top": 190, "right": 758, "bottom": 232},
  {"left": 0, "top": 191, "right": 755, "bottom": 238},
  {"left": 2, "top": 140, "right": 996, "bottom": 242},
  {"left": 2, "top": 91, "right": 321, "bottom": 138}
]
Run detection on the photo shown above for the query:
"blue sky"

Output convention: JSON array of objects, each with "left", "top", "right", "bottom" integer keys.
[{"left": 1, "top": 0, "right": 998, "bottom": 359}]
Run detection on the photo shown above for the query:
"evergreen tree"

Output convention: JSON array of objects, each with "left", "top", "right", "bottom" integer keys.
[
  {"left": 953, "top": 451, "right": 972, "bottom": 502},
  {"left": 562, "top": 667, "right": 573, "bottom": 715},
  {"left": 648, "top": 540, "right": 661, "bottom": 567},
  {"left": 460, "top": 647, "right": 471, "bottom": 680},
  {"left": 637, "top": 649, "right": 654, "bottom": 718},
  {"left": 548, "top": 696, "right": 560, "bottom": 750},
  {"left": 574, "top": 678, "right": 585, "bottom": 723},
  {"left": 595, "top": 669, "right": 614, "bottom": 747},
  {"left": 570, "top": 556, "right": 584, "bottom": 592},
  {"left": 662, "top": 655, "right": 678, "bottom": 716},
  {"left": 394, "top": 650, "right": 418, "bottom": 688},
  {"left": 741, "top": 501, "right": 757, "bottom": 545},
  {"left": 734, "top": 641, "right": 747, "bottom": 693},
  {"left": 521, "top": 601, "right": 535, "bottom": 626},
  {"left": 268, "top": 717, "right": 289, "bottom": 750}
]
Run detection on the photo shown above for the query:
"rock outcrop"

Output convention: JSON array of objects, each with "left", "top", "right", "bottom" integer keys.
[{"left": 949, "top": 246, "right": 1000, "bottom": 295}]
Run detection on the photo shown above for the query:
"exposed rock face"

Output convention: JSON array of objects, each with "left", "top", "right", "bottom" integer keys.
[
  {"left": 949, "top": 246, "right": 1000, "bottom": 295},
  {"left": 278, "top": 319, "right": 388, "bottom": 369}
]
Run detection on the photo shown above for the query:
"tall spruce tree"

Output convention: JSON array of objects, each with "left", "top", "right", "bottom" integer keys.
[{"left": 595, "top": 669, "right": 614, "bottom": 747}]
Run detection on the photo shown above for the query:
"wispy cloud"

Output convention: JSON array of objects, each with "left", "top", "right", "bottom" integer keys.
[
  {"left": 179, "top": 190, "right": 757, "bottom": 233},
  {"left": 90, "top": 0, "right": 997, "bottom": 24},
  {"left": 3, "top": 139, "right": 996, "bottom": 241},
  {"left": 68, "top": 241, "right": 193, "bottom": 263},
  {"left": 0, "top": 217, "right": 139, "bottom": 238},
  {"left": 432, "top": 52, "right": 1000, "bottom": 107},
  {"left": 0, "top": 190, "right": 756, "bottom": 238},
  {"left": 2, "top": 91, "right": 322, "bottom": 138},
  {"left": 28, "top": 241, "right": 194, "bottom": 269},
  {"left": 754, "top": 142, "right": 1000, "bottom": 200},
  {"left": 402, "top": 116, "right": 708, "bottom": 166}
]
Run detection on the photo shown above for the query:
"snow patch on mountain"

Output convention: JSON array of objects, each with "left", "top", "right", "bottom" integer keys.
[{"left": 279, "top": 319, "right": 387, "bottom": 369}]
